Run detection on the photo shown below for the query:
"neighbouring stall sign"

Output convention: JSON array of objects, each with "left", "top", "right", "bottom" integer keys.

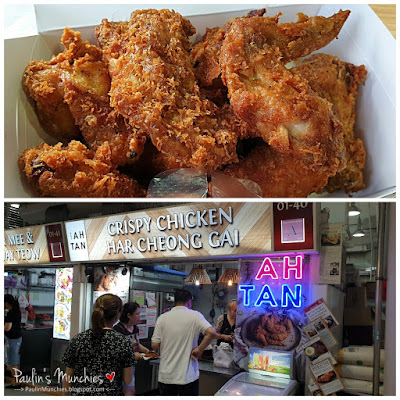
[
  {"left": 64, "top": 203, "right": 273, "bottom": 262},
  {"left": 4, "top": 226, "right": 50, "bottom": 264},
  {"left": 46, "top": 224, "right": 66, "bottom": 262}
]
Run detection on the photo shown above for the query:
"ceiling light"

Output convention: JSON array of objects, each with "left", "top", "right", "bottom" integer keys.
[
  {"left": 218, "top": 268, "right": 239, "bottom": 285},
  {"left": 10, "top": 204, "right": 20, "bottom": 209},
  {"left": 184, "top": 266, "right": 211, "bottom": 285},
  {"left": 348, "top": 203, "right": 360, "bottom": 217},
  {"left": 353, "top": 216, "right": 365, "bottom": 237}
]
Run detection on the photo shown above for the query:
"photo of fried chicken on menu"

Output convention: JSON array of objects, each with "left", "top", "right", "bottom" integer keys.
[
  {"left": 247, "top": 313, "right": 296, "bottom": 348},
  {"left": 18, "top": 7, "right": 369, "bottom": 198},
  {"left": 317, "top": 370, "right": 337, "bottom": 384}
]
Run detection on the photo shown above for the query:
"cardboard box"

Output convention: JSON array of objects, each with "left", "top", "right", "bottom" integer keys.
[
  {"left": 344, "top": 308, "right": 374, "bottom": 326},
  {"left": 365, "top": 281, "right": 376, "bottom": 302},
  {"left": 345, "top": 286, "right": 367, "bottom": 308},
  {"left": 4, "top": 4, "right": 396, "bottom": 198},
  {"left": 344, "top": 287, "right": 373, "bottom": 326}
]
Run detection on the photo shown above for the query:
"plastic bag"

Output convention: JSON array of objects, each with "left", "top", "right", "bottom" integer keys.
[
  {"left": 18, "top": 292, "right": 29, "bottom": 309},
  {"left": 336, "top": 346, "right": 385, "bottom": 367},
  {"left": 213, "top": 343, "right": 234, "bottom": 369},
  {"left": 341, "top": 377, "right": 384, "bottom": 395}
]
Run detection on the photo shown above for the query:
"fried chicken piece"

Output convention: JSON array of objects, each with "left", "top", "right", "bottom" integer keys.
[
  {"left": 264, "top": 314, "right": 290, "bottom": 335},
  {"left": 191, "top": 9, "right": 266, "bottom": 91},
  {"left": 224, "top": 142, "right": 333, "bottom": 197},
  {"left": 63, "top": 54, "right": 147, "bottom": 166},
  {"left": 263, "top": 314, "right": 293, "bottom": 345},
  {"left": 22, "top": 28, "right": 103, "bottom": 141},
  {"left": 96, "top": 9, "right": 245, "bottom": 173},
  {"left": 221, "top": 15, "right": 348, "bottom": 176},
  {"left": 255, "top": 325, "right": 269, "bottom": 346},
  {"left": 199, "top": 79, "right": 229, "bottom": 107},
  {"left": 24, "top": 28, "right": 146, "bottom": 166},
  {"left": 282, "top": 316, "right": 293, "bottom": 332},
  {"left": 264, "top": 336, "right": 286, "bottom": 346},
  {"left": 192, "top": 26, "right": 226, "bottom": 88},
  {"left": 120, "top": 141, "right": 183, "bottom": 188},
  {"left": 292, "top": 54, "right": 367, "bottom": 193},
  {"left": 18, "top": 141, "right": 145, "bottom": 197},
  {"left": 191, "top": 10, "right": 349, "bottom": 88},
  {"left": 22, "top": 62, "right": 79, "bottom": 140},
  {"left": 318, "top": 371, "right": 335, "bottom": 383}
]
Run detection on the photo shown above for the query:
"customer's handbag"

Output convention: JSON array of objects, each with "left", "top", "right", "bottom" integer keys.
[{"left": 213, "top": 342, "right": 234, "bottom": 369}]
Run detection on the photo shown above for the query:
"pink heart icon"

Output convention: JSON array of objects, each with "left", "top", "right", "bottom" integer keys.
[{"left": 106, "top": 372, "right": 115, "bottom": 382}]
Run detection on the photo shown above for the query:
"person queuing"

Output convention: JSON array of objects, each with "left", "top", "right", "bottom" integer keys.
[
  {"left": 114, "top": 302, "right": 150, "bottom": 395},
  {"left": 214, "top": 299, "right": 237, "bottom": 348},
  {"left": 62, "top": 294, "right": 135, "bottom": 396},
  {"left": 151, "top": 289, "right": 216, "bottom": 396},
  {"left": 4, "top": 294, "right": 22, "bottom": 389}
]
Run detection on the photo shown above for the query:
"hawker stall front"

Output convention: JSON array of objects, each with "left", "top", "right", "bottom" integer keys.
[
  {"left": 4, "top": 223, "right": 79, "bottom": 383},
  {"left": 5, "top": 202, "right": 394, "bottom": 396},
  {"left": 59, "top": 202, "right": 347, "bottom": 395}
]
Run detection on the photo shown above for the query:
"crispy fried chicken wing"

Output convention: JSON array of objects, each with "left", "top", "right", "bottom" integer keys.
[
  {"left": 22, "top": 28, "right": 103, "bottom": 140},
  {"left": 191, "top": 10, "right": 349, "bottom": 88},
  {"left": 96, "top": 9, "right": 244, "bottom": 173},
  {"left": 254, "top": 324, "right": 269, "bottom": 346},
  {"left": 252, "top": 313, "right": 293, "bottom": 346},
  {"left": 24, "top": 28, "right": 145, "bottom": 166},
  {"left": 192, "top": 26, "right": 226, "bottom": 88},
  {"left": 224, "top": 142, "right": 332, "bottom": 197},
  {"left": 292, "top": 53, "right": 367, "bottom": 193},
  {"left": 63, "top": 54, "right": 147, "bottom": 166},
  {"left": 22, "top": 63, "right": 79, "bottom": 140},
  {"left": 190, "top": 9, "right": 266, "bottom": 92},
  {"left": 18, "top": 141, "right": 145, "bottom": 197},
  {"left": 221, "top": 14, "right": 348, "bottom": 176}
]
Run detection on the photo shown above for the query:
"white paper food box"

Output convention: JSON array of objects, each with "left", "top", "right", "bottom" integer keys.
[{"left": 4, "top": 4, "right": 396, "bottom": 198}]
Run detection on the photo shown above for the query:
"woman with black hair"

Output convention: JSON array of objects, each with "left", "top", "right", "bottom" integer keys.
[
  {"left": 62, "top": 294, "right": 135, "bottom": 396},
  {"left": 4, "top": 294, "right": 22, "bottom": 389},
  {"left": 114, "top": 302, "right": 150, "bottom": 395}
]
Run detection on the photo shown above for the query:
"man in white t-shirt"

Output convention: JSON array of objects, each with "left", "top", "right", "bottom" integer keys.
[{"left": 151, "top": 289, "right": 216, "bottom": 395}]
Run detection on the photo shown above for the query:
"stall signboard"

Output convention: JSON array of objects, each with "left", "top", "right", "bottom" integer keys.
[
  {"left": 5, "top": 225, "right": 51, "bottom": 265},
  {"left": 53, "top": 267, "right": 73, "bottom": 340},
  {"left": 46, "top": 224, "right": 67, "bottom": 262},
  {"left": 64, "top": 220, "right": 89, "bottom": 261},
  {"left": 234, "top": 254, "right": 315, "bottom": 370},
  {"left": 273, "top": 203, "right": 315, "bottom": 251},
  {"left": 64, "top": 203, "right": 273, "bottom": 262},
  {"left": 92, "top": 266, "right": 130, "bottom": 304}
]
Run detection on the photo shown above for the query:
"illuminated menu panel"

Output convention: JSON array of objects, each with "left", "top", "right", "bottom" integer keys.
[
  {"left": 248, "top": 348, "right": 292, "bottom": 379},
  {"left": 53, "top": 268, "right": 73, "bottom": 340}
]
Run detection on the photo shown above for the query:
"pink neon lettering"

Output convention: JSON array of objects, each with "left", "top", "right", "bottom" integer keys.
[
  {"left": 283, "top": 256, "right": 303, "bottom": 279},
  {"left": 255, "top": 257, "right": 278, "bottom": 280}
]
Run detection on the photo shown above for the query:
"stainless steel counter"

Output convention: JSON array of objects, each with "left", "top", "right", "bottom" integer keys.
[
  {"left": 150, "top": 358, "right": 240, "bottom": 375},
  {"left": 149, "top": 359, "right": 241, "bottom": 395}
]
